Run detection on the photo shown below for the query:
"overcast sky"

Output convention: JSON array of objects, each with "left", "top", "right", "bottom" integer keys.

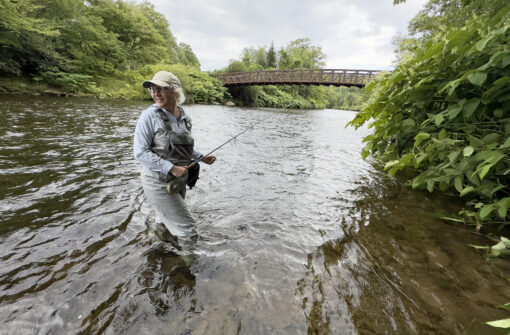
[{"left": 150, "top": 0, "right": 428, "bottom": 72}]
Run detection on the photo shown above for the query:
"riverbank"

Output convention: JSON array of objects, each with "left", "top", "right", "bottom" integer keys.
[
  {"left": 0, "top": 76, "right": 365, "bottom": 111},
  {"left": 0, "top": 64, "right": 231, "bottom": 104}
]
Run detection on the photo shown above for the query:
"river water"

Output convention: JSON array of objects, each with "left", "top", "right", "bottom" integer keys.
[{"left": 1, "top": 94, "right": 509, "bottom": 334}]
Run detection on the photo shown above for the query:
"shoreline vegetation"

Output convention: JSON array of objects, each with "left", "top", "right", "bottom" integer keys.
[
  {"left": 0, "top": 0, "right": 367, "bottom": 110},
  {"left": 350, "top": 0, "right": 510, "bottom": 329}
]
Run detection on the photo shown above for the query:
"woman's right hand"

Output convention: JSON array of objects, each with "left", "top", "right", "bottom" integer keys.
[{"left": 170, "top": 165, "right": 187, "bottom": 178}]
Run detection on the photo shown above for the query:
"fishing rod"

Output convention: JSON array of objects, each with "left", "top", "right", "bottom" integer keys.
[
  {"left": 167, "top": 106, "right": 290, "bottom": 194},
  {"left": 186, "top": 115, "right": 269, "bottom": 169}
]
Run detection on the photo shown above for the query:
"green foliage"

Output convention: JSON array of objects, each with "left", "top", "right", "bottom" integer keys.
[
  {"left": 472, "top": 237, "right": 510, "bottom": 258},
  {"left": 325, "top": 86, "right": 368, "bottom": 111},
  {"left": 33, "top": 66, "right": 99, "bottom": 93},
  {"left": 278, "top": 38, "right": 326, "bottom": 70},
  {"left": 0, "top": 0, "right": 218, "bottom": 100},
  {"left": 0, "top": 0, "right": 60, "bottom": 75},
  {"left": 349, "top": 4, "right": 510, "bottom": 227},
  {"left": 266, "top": 42, "right": 277, "bottom": 69},
  {"left": 408, "top": 0, "right": 507, "bottom": 38},
  {"left": 254, "top": 85, "right": 326, "bottom": 109},
  {"left": 108, "top": 63, "right": 229, "bottom": 103},
  {"left": 176, "top": 43, "right": 200, "bottom": 69},
  {"left": 486, "top": 300, "right": 510, "bottom": 331},
  {"left": 474, "top": 237, "right": 510, "bottom": 331}
]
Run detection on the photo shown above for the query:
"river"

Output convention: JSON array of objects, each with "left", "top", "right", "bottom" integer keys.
[{"left": 0, "top": 94, "right": 509, "bottom": 334}]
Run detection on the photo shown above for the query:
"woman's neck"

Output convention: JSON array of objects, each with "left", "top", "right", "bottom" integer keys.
[{"left": 164, "top": 103, "right": 180, "bottom": 118}]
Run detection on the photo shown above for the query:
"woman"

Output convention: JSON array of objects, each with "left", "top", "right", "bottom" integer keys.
[{"left": 133, "top": 71, "right": 216, "bottom": 257}]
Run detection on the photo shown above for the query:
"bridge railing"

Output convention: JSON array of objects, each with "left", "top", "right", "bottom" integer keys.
[{"left": 213, "top": 69, "right": 379, "bottom": 87}]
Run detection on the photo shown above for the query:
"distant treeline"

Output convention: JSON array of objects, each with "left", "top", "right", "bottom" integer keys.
[
  {"left": 213, "top": 38, "right": 368, "bottom": 110},
  {"left": 0, "top": 0, "right": 367, "bottom": 110}
]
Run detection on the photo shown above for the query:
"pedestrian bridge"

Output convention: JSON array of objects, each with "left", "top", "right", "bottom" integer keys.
[{"left": 213, "top": 69, "right": 380, "bottom": 88}]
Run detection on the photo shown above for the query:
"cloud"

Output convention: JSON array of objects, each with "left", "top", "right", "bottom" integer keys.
[{"left": 150, "top": 0, "right": 427, "bottom": 71}]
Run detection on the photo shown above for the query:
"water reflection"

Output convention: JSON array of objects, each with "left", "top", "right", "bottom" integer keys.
[{"left": 300, "top": 172, "right": 510, "bottom": 334}]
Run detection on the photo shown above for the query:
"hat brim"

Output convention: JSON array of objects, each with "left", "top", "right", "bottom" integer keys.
[{"left": 142, "top": 80, "right": 171, "bottom": 88}]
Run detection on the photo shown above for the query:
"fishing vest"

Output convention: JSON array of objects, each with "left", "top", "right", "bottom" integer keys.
[{"left": 151, "top": 107, "right": 194, "bottom": 182}]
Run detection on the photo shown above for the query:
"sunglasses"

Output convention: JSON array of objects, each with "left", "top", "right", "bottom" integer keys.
[{"left": 147, "top": 86, "right": 170, "bottom": 94}]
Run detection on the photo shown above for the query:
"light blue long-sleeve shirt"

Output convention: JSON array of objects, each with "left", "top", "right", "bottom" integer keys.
[{"left": 133, "top": 104, "right": 202, "bottom": 177}]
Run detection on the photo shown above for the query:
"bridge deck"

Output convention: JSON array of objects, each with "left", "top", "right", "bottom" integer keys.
[{"left": 213, "top": 69, "right": 379, "bottom": 87}]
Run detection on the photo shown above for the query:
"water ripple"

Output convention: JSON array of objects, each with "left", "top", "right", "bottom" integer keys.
[{"left": 0, "top": 96, "right": 508, "bottom": 334}]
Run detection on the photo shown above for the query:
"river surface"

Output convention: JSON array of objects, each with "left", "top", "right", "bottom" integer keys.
[{"left": 1, "top": 94, "right": 509, "bottom": 335}]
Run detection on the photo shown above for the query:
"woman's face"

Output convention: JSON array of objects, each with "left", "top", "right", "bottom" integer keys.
[{"left": 149, "top": 86, "right": 177, "bottom": 109}]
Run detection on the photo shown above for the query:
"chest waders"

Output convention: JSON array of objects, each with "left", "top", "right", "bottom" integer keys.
[
  {"left": 152, "top": 108, "right": 195, "bottom": 196},
  {"left": 139, "top": 107, "right": 197, "bottom": 256}
]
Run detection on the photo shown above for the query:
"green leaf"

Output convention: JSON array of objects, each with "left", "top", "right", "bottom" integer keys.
[
  {"left": 491, "top": 185, "right": 506, "bottom": 195},
  {"left": 416, "top": 153, "right": 428, "bottom": 165},
  {"left": 448, "top": 151, "right": 460, "bottom": 162},
  {"left": 414, "top": 132, "right": 430, "bottom": 147},
  {"left": 454, "top": 176, "right": 463, "bottom": 192},
  {"left": 427, "top": 179, "right": 435, "bottom": 193},
  {"left": 418, "top": 40, "right": 445, "bottom": 62},
  {"left": 502, "top": 55, "right": 510, "bottom": 68},
  {"left": 438, "top": 129, "right": 446, "bottom": 140},
  {"left": 501, "top": 137, "right": 510, "bottom": 148},
  {"left": 489, "top": 240, "right": 510, "bottom": 257},
  {"left": 467, "top": 72, "right": 487, "bottom": 87},
  {"left": 460, "top": 186, "right": 474, "bottom": 197},
  {"left": 497, "top": 204, "right": 508, "bottom": 218},
  {"left": 462, "top": 99, "right": 480, "bottom": 118},
  {"left": 468, "top": 135, "right": 484, "bottom": 147},
  {"left": 388, "top": 166, "right": 399, "bottom": 177},
  {"left": 496, "top": 198, "right": 510, "bottom": 218},
  {"left": 498, "top": 303, "right": 510, "bottom": 312},
  {"left": 384, "top": 160, "right": 400, "bottom": 171},
  {"left": 445, "top": 28, "right": 473, "bottom": 48},
  {"left": 482, "top": 133, "right": 499, "bottom": 144},
  {"left": 475, "top": 36, "right": 491, "bottom": 52},
  {"left": 480, "top": 204, "right": 494, "bottom": 219},
  {"left": 471, "top": 244, "right": 489, "bottom": 250},
  {"left": 493, "top": 76, "right": 510, "bottom": 88},
  {"left": 434, "top": 113, "right": 445, "bottom": 126},
  {"left": 444, "top": 168, "right": 460, "bottom": 176},
  {"left": 361, "top": 149, "right": 370, "bottom": 160},
  {"left": 480, "top": 150, "right": 505, "bottom": 164},
  {"left": 463, "top": 146, "right": 474, "bottom": 157},
  {"left": 479, "top": 163, "right": 494, "bottom": 180},
  {"left": 446, "top": 104, "right": 463, "bottom": 120},
  {"left": 483, "top": 77, "right": 510, "bottom": 100},
  {"left": 401, "top": 119, "right": 415, "bottom": 128}
]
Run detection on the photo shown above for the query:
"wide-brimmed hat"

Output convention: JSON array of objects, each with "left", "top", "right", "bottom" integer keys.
[{"left": 142, "top": 71, "right": 181, "bottom": 88}]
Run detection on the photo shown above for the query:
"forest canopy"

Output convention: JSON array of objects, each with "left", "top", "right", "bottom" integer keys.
[{"left": 0, "top": 0, "right": 226, "bottom": 102}]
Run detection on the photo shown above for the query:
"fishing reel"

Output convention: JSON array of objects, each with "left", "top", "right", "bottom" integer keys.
[
  {"left": 166, "top": 180, "right": 181, "bottom": 195},
  {"left": 165, "top": 163, "right": 200, "bottom": 195}
]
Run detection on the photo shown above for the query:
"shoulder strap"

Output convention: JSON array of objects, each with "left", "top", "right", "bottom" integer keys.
[{"left": 155, "top": 108, "right": 172, "bottom": 127}]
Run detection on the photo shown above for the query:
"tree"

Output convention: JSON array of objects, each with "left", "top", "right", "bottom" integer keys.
[
  {"left": 278, "top": 38, "right": 326, "bottom": 69},
  {"left": 177, "top": 43, "right": 200, "bottom": 69},
  {"left": 266, "top": 41, "right": 277, "bottom": 69},
  {"left": 0, "top": 0, "right": 60, "bottom": 75}
]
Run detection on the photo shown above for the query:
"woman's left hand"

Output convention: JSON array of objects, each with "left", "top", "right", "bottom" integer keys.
[{"left": 202, "top": 155, "right": 216, "bottom": 165}]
